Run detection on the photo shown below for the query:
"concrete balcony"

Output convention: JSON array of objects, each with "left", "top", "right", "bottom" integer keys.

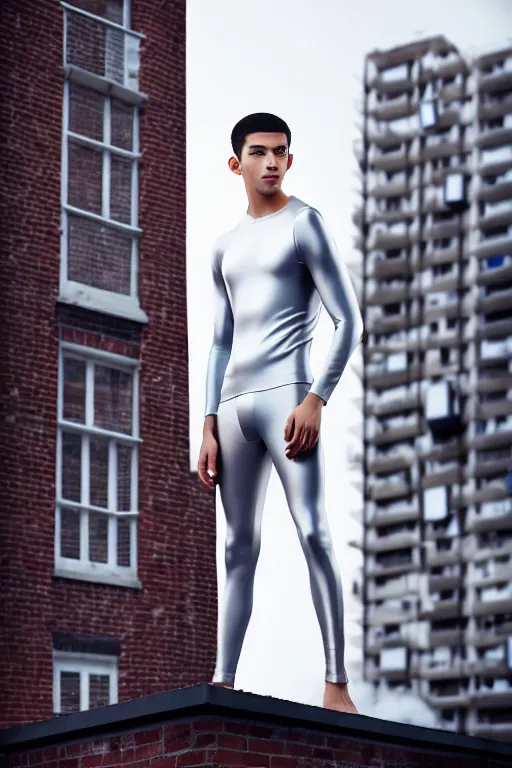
[
  {"left": 466, "top": 500, "right": 512, "bottom": 534},
  {"left": 478, "top": 317, "right": 512, "bottom": 341},
  {"left": 365, "top": 528, "right": 421, "bottom": 554},
  {"left": 368, "top": 228, "right": 412, "bottom": 251},
  {"left": 366, "top": 282, "right": 410, "bottom": 306},
  {"left": 367, "top": 450, "right": 414, "bottom": 474},
  {"left": 478, "top": 91, "right": 512, "bottom": 120},
  {"left": 476, "top": 263, "right": 512, "bottom": 287},
  {"left": 421, "top": 466, "right": 461, "bottom": 491},
  {"left": 467, "top": 622, "right": 512, "bottom": 648},
  {"left": 424, "top": 690, "right": 471, "bottom": 709},
  {"left": 367, "top": 572, "right": 419, "bottom": 601},
  {"left": 368, "top": 178, "right": 410, "bottom": 199},
  {"left": 477, "top": 125, "right": 512, "bottom": 152},
  {"left": 367, "top": 499, "right": 420, "bottom": 527},
  {"left": 468, "top": 658, "right": 510, "bottom": 678},
  {"left": 479, "top": 68, "right": 512, "bottom": 94},
  {"left": 370, "top": 145, "right": 409, "bottom": 173},
  {"left": 364, "top": 660, "right": 409, "bottom": 683},
  {"left": 469, "top": 559, "right": 512, "bottom": 587},
  {"left": 418, "top": 656, "right": 465, "bottom": 680},
  {"left": 369, "top": 480, "right": 411, "bottom": 502},
  {"left": 471, "top": 686, "right": 512, "bottom": 709},
  {"left": 366, "top": 311, "right": 422, "bottom": 335},
  {"left": 365, "top": 363, "right": 422, "bottom": 391},
  {"left": 371, "top": 255, "right": 413, "bottom": 280},
  {"left": 476, "top": 373, "right": 512, "bottom": 394},
  {"left": 366, "top": 392, "right": 420, "bottom": 418},
  {"left": 466, "top": 591, "right": 512, "bottom": 617},
  {"left": 472, "top": 456, "right": 510, "bottom": 480},
  {"left": 420, "top": 596, "right": 461, "bottom": 621},
  {"left": 478, "top": 287, "right": 512, "bottom": 315},
  {"left": 423, "top": 218, "right": 462, "bottom": 241},
  {"left": 476, "top": 399, "right": 512, "bottom": 420},
  {"left": 368, "top": 71, "right": 414, "bottom": 95},
  {"left": 469, "top": 428, "right": 512, "bottom": 452},
  {"left": 425, "top": 539, "right": 462, "bottom": 568},
  {"left": 370, "top": 94, "right": 415, "bottom": 122},
  {"left": 464, "top": 536, "right": 512, "bottom": 567},
  {"left": 422, "top": 243, "right": 461, "bottom": 268},
  {"left": 479, "top": 205, "right": 512, "bottom": 231},
  {"left": 429, "top": 571, "right": 463, "bottom": 592},
  {"left": 366, "top": 601, "right": 417, "bottom": 627},
  {"left": 464, "top": 483, "right": 509, "bottom": 506},
  {"left": 474, "top": 231, "right": 512, "bottom": 260},
  {"left": 369, "top": 418, "right": 422, "bottom": 446},
  {"left": 477, "top": 179, "right": 512, "bottom": 204},
  {"left": 429, "top": 626, "right": 465, "bottom": 648},
  {"left": 366, "top": 626, "right": 424, "bottom": 656}
]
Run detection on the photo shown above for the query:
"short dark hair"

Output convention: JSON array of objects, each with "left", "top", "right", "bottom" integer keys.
[{"left": 230, "top": 113, "right": 291, "bottom": 160}]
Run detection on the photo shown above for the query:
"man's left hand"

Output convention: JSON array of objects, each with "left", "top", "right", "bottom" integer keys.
[{"left": 284, "top": 392, "right": 324, "bottom": 460}]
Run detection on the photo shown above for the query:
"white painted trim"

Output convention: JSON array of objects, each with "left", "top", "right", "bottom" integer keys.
[
  {"left": 53, "top": 651, "right": 119, "bottom": 714},
  {"left": 67, "top": 131, "right": 141, "bottom": 159},
  {"left": 54, "top": 564, "right": 141, "bottom": 589},
  {"left": 61, "top": 342, "right": 141, "bottom": 368},
  {"left": 58, "top": 419, "right": 141, "bottom": 446},
  {"left": 60, "top": 1, "right": 144, "bottom": 39},
  {"left": 103, "top": 97, "right": 111, "bottom": 220},
  {"left": 64, "top": 204, "right": 142, "bottom": 235},
  {"left": 58, "top": 499, "right": 139, "bottom": 518},
  {"left": 57, "top": 284, "right": 148, "bottom": 323}
]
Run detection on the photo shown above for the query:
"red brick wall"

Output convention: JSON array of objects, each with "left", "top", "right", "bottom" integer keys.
[
  {"left": 0, "top": 0, "right": 217, "bottom": 726},
  {"left": 0, "top": 716, "right": 499, "bottom": 768}
]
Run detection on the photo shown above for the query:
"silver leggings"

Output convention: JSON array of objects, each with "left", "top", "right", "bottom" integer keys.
[{"left": 212, "top": 381, "right": 348, "bottom": 685}]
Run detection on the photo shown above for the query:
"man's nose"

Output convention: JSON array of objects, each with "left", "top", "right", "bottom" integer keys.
[{"left": 266, "top": 155, "right": 278, "bottom": 169}]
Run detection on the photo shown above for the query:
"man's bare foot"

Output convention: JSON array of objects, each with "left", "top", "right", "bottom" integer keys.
[{"left": 323, "top": 681, "right": 359, "bottom": 713}]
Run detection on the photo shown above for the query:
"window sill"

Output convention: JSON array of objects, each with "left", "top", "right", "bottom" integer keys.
[
  {"left": 54, "top": 564, "right": 142, "bottom": 590},
  {"left": 58, "top": 284, "right": 149, "bottom": 324}
]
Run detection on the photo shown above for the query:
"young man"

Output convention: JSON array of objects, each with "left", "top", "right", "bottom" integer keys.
[{"left": 198, "top": 112, "right": 363, "bottom": 714}]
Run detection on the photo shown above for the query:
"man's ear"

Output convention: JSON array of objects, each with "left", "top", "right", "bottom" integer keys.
[
  {"left": 228, "top": 156, "right": 242, "bottom": 175},
  {"left": 287, "top": 153, "right": 293, "bottom": 170}
]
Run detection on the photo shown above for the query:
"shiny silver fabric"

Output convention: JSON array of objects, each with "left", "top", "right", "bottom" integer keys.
[
  {"left": 204, "top": 195, "right": 363, "bottom": 417},
  {"left": 212, "top": 382, "right": 348, "bottom": 684}
]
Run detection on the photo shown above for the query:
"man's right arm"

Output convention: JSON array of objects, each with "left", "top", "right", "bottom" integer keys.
[{"left": 203, "top": 240, "right": 233, "bottom": 427}]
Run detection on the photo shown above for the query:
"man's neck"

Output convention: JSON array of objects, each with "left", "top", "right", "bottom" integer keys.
[{"left": 246, "top": 191, "right": 290, "bottom": 220}]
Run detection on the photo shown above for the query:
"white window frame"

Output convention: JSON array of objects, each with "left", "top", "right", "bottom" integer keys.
[
  {"left": 53, "top": 650, "right": 118, "bottom": 715},
  {"left": 60, "top": 1, "right": 148, "bottom": 323},
  {"left": 55, "top": 341, "right": 142, "bottom": 588}
]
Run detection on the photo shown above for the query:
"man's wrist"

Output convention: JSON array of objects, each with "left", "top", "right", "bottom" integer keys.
[
  {"left": 305, "top": 392, "right": 325, "bottom": 408},
  {"left": 203, "top": 414, "right": 217, "bottom": 436}
]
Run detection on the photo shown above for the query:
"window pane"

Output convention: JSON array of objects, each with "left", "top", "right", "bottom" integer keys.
[
  {"left": 60, "top": 671, "right": 81, "bottom": 714},
  {"left": 65, "top": 4, "right": 125, "bottom": 83},
  {"left": 94, "top": 366, "right": 132, "bottom": 433},
  {"left": 90, "top": 439, "right": 109, "bottom": 508},
  {"left": 68, "top": 143, "right": 103, "bottom": 215},
  {"left": 69, "top": 82, "right": 103, "bottom": 142},
  {"left": 68, "top": 215, "right": 132, "bottom": 295},
  {"left": 110, "top": 155, "right": 132, "bottom": 224},
  {"left": 62, "top": 432, "right": 82, "bottom": 502},
  {"left": 89, "top": 511, "right": 108, "bottom": 563},
  {"left": 63, "top": 357, "right": 86, "bottom": 423},
  {"left": 89, "top": 673, "right": 110, "bottom": 708},
  {"left": 60, "top": 507, "right": 81, "bottom": 559},
  {"left": 117, "top": 444, "right": 132, "bottom": 510},
  {"left": 111, "top": 98, "right": 133, "bottom": 150},
  {"left": 117, "top": 518, "right": 131, "bottom": 567}
]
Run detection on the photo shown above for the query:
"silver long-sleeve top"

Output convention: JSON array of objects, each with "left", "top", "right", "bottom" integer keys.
[{"left": 204, "top": 195, "right": 363, "bottom": 417}]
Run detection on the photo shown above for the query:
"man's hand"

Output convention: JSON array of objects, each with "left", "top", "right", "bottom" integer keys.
[
  {"left": 198, "top": 416, "right": 219, "bottom": 490},
  {"left": 284, "top": 393, "right": 324, "bottom": 460}
]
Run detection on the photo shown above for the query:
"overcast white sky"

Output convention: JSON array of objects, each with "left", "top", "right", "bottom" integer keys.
[{"left": 186, "top": 0, "right": 512, "bottom": 721}]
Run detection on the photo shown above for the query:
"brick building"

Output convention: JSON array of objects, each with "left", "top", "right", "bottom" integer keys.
[{"left": 0, "top": 0, "right": 217, "bottom": 726}]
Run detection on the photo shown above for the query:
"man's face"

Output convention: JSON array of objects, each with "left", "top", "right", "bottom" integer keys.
[{"left": 235, "top": 131, "right": 292, "bottom": 194}]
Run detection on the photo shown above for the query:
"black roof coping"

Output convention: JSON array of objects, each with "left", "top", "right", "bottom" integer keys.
[{"left": 0, "top": 683, "right": 511, "bottom": 760}]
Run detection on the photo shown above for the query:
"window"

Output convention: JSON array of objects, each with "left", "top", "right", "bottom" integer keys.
[
  {"left": 55, "top": 343, "right": 141, "bottom": 587},
  {"left": 60, "top": 0, "right": 147, "bottom": 322},
  {"left": 53, "top": 651, "right": 118, "bottom": 714}
]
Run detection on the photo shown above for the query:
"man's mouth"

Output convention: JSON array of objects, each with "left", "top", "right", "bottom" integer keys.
[{"left": 263, "top": 175, "right": 279, "bottom": 181}]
